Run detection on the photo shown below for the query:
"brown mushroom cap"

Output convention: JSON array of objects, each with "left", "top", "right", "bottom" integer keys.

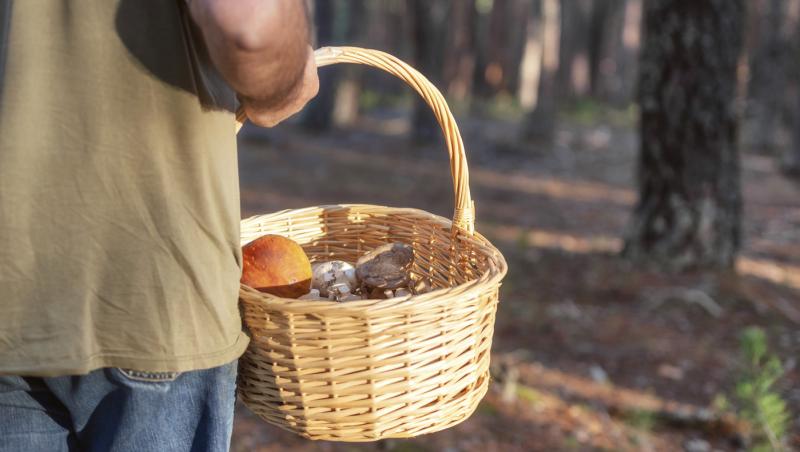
[{"left": 356, "top": 242, "right": 414, "bottom": 291}]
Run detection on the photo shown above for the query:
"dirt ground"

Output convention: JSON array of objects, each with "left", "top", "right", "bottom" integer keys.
[{"left": 231, "top": 110, "right": 800, "bottom": 452}]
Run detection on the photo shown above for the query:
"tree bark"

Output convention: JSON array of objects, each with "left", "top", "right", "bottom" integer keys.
[
  {"left": 410, "top": 0, "right": 448, "bottom": 142},
  {"left": 443, "top": 0, "right": 477, "bottom": 101},
  {"left": 623, "top": 0, "right": 745, "bottom": 271},
  {"left": 609, "top": 0, "right": 642, "bottom": 107},
  {"left": 590, "top": 0, "right": 632, "bottom": 104},
  {"left": 587, "top": 0, "right": 613, "bottom": 97},
  {"left": 522, "top": 0, "right": 561, "bottom": 142},
  {"left": 471, "top": 0, "right": 495, "bottom": 99},
  {"left": 472, "top": 0, "right": 529, "bottom": 98},
  {"left": 331, "top": 0, "right": 366, "bottom": 127},
  {"left": 784, "top": 80, "right": 800, "bottom": 176},
  {"left": 783, "top": 8, "right": 800, "bottom": 176},
  {"left": 556, "top": 0, "right": 591, "bottom": 100},
  {"left": 301, "top": 0, "right": 338, "bottom": 131},
  {"left": 484, "top": 0, "right": 508, "bottom": 96},
  {"left": 748, "top": 0, "right": 790, "bottom": 153}
]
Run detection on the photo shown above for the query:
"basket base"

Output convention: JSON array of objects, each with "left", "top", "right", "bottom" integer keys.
[{"left": 238, "top": 369, "right": 490, "bottom": 442}]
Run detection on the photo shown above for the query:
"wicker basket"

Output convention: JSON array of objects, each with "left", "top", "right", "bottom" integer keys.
[{"left": 236, "top": 47, "right": 508, "bottom": 442}]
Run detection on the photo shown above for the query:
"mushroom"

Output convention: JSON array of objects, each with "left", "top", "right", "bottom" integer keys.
[
  {"left": 327, "top": 282, "right": 353, "bottom": 301},
  {"left": 311, "top": 260, "right": 357, "bottom": 298},
  {"left": 356, "top": 243, "right": 414, "bottom": 294}
]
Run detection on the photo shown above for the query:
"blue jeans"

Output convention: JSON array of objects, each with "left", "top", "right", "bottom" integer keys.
[{"left": 0, "top": 361, "right": 238, "bottom": 452}]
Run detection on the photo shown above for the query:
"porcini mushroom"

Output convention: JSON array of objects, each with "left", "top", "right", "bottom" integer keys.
[{"left": 356, "top": 243, "right": 414, "bottom": 294}]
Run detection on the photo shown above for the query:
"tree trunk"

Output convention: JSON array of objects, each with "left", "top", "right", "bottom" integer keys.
[
  {"left": 587, "top": 0, "right": 613, "bottom": 97},
  {"left": 472, "top": 0, "right": 493, "bottom": 99},
  {"left": 473, "top": 0, "right": 526, "bottom": 98},
  {"left": 623, "top": 0, "right": 745, "bottom": 271},
  {"left": 748, "top": 0, "right": 790, "bottom": 153},
  {"left": 443, "top": 0, "right": 477, "bottom": 101},
  {"left": 302, "top": 0, "right": 338, "bottom": 131},
  {"left": 522, "top": 0, "right": 561, "bottom": 142},
  {"left": 331, "top": 0, "right": 366, "bottom": 127},
  {"left": 483, "top": 0, "right": 508, "bottom": 96},
  {"left": 784, "top": 76, "right": 800, "bottom": 177},
  {"left": 609, "top": 0, "right": 642, "bottom": 106},
  {"left": 782, "top": 7, "right": 800, "bottom": 177},
  {"left": 503, "top": 0, "right": 535, "bottom": 96},
  {"left": 590, "top": 0, "right": 633, "bottom": 104},
  {"left": 556, "top": 0, "right": 591, "bottom": 100},
  {"left": 410, "top": 0, "right": 448, "bottom": 142}
]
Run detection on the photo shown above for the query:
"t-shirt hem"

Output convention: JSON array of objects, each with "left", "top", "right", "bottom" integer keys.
[{"left": 0, "top": 331, "right": 251, "bottom": 377}]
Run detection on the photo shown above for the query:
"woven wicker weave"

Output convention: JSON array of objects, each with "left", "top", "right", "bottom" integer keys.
[{"left": 236, "top": 47, "right": 507, "bottom": 442}]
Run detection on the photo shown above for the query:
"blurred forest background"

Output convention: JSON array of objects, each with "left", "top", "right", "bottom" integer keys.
[{"left": 233, "top": 1, "right": 800, "bottom": 451}]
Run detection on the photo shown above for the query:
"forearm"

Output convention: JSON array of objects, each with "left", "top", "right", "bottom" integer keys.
[{"left": 188, "top": 0, "right": 311, "bottom": 107}]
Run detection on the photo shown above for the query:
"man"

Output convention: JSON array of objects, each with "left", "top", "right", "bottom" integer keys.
[{"left": 0, "top": 1, "right": 318, "bottom": 451}]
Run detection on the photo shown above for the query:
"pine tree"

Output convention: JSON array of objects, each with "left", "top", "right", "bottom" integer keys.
[{"left": 623, "top": 0, "right": 745, "bottom": 270}]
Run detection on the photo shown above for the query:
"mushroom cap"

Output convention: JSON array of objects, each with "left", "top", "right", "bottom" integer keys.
[
  {"left": 311, "top": 260, "right": 357, "bottom": 297},
  {"left": 356, "top": 243, "right": 414, "bottom": 290}
]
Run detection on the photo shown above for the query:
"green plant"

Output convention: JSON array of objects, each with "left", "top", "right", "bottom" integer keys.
[
  {"left": 622, "top": 409, "right": 658, "bottom": 432},
  {"left": 516, "top": 384, "right": 543, "bottom": 405},
  {"left": 562, "top": 99, "right": 604, "bottom": 126},
  {"left": 358, "top": 88, "right": 410, "bottom": 112},
  {"left": 711, "top": 392, "right": 731, "bottom": 413},
  {"left": 559, "top": 99, "right": 637, "bottom": 127},
  {"left": 735, "top": 327, "right": 791, "bottom": 452}
]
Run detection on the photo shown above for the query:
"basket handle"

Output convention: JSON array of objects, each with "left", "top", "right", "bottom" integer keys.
[{"left": 235, "top": 46, "right": 474, "bottom": 234}]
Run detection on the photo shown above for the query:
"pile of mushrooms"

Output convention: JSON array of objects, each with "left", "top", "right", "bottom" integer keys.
[{"left": 299, "top": 243, "right": 429, "bottom": 302}]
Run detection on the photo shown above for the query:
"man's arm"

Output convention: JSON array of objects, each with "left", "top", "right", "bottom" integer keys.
[{"left": 188, "top": 0, "right": 319, "bottom": 127}]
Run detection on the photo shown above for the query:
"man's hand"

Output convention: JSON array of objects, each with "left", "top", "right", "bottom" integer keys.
[
  {"left": 239, "top": 46, "right": 318, "bottom": 127},
  {"left": 188, "top": 0, "right": 318, "bottom": 127}
]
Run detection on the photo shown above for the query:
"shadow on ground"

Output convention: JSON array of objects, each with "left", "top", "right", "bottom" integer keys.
[{"left": 232, "top": 113, "right": 800, "bottom": 451}]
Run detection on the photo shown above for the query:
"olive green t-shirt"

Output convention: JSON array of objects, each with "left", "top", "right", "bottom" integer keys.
[{"left": 0, "top": 0, "right": 249, "bottom": 376}]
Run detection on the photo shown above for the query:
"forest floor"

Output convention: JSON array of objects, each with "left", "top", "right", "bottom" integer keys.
[{"left": 231, "top": 108, "right": 800, "bottom": 452}]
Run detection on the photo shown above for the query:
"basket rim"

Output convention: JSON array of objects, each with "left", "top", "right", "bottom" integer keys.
[{"left": 239, "top": 203, "right": 507, "bottom": 314}]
